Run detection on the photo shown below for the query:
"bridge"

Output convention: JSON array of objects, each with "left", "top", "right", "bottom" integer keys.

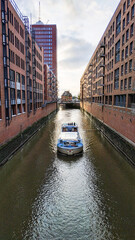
[{"left": 58, "top": 99, "right": 80, "bottom": 109}]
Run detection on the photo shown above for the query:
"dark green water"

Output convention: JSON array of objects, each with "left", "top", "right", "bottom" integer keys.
[{"left": 0, "top": 109, "right": 135, "bottom": 240}]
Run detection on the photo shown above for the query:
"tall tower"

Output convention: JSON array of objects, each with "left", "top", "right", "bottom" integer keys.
[{"left": 32, "top": 22, "right": 57, "bottom": 78}]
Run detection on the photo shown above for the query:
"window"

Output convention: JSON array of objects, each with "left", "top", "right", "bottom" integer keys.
[
  {"left": 128, "top": 94, "right": 135, "bottom": 108},
  {"left": 126, "top": 29, "right": 129, "bottom": 41},
  {"left": 131, "top": 4, "right": 134, "bottom": 19},
  {"left": 130, "top": 23, "right": 134, "bottom": 37},
  {"left": 113, "top": 22, "right": 115, "bottom": 31},
  {"left": 114, "top": 95, "right": 126, "bottom": 107},
  {"left": 112, "top": 47, "right": 114, "bottom": 56},
  {"left": 121, "top": 49, "right": 124, "bottom": 60},
  {"left": 9, "top": 50, "right": 15, "bottom": 63},
  {"left": 112, "top": 59, "right": 113, "bottom": 69},
  {"left": 111, "top": 72, "right": 113, "bottom": 81},
  {"left": 130, "top": 41, "right": 133, "bottom": 55},
  {"left": 122, "top": 34, "right": 125, "bottom": 45},
  {"left": 17, "top": 104, "right": 21, "bottom": 114},
  {"left": 129, "top": 59, "right": 132, "bottom": 72},
  {"left": 125, "top": 62, "right": 128, "bottom": 74},
  {"left": 114, "top": 68, "right": 119, "bottom": 89},
  {"left": 128, "top": 77, "right": 132, "bottom": 89},
  {"left": 121, "top": 65, "right": 124, "bottom": 76},
  {"left": 16, "top": 54, "right": 20, "bottom": 67},
  {"left": 30, "top": 92, "right": 32, "bottom": 100},
  {"left": 125, "top": 46, "right": 128, "bottom": 58},
  {"left": 123, "top": 18, "right": 125, "bottom": 30},
  {"left": 16, "top": 72, "right": 20, "bottom": 82},
  {"left": 20, "top": 26, "right": 24, "bottom": 39},
  {"left": 124, "top": 78, "right": 127, "bottom": 89},
  {"left": 121, "top": 80, "right": 123, "bottom": 90},
  {"left": 22, "top": 90, "right": 25, "bottom": 100},
  {"left": 115, "top": 40, "right": 120, "bottom": 63},
  {"left": 123, "top": 2, "right": 126, "bottom": 14},
  {"left": 21, "top": 59, "right": 25, "bottom": 70},
  {"left": 10, "top": 69, "right": 15, "bottom": 81},
  {"left": 14, "top": 17, "right": 19, "bottom": 33},
  {"left": 22, "top": 75, "right": 25, "bottom": 85},
  {"left": 10, "top": 88, "right": 15, "bottom": 100},
  {"left": 17, "top": 90, "right": 21, "bottom": 99},
  {"left": 15, "top": 36, "right": 19, "bottom": 50},
  {"left": 20, "top": 42, "right": 24, "bottom": 54},
  {"left": 127, "top": 12, "right": 129, "bottom": 25},
  {"left": 112, "top": 34, "right": 114, "bottom": 43},
  {"left": 116, "top": 11, "right": 121, "bottom": 36},
  {"left": 127, "top": 0, "right": 130, "bottom": 8}
]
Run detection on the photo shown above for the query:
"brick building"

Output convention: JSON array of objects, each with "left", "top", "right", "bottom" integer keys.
[
  {"left": 80, "top": 0, "right": 135, "bottom": 144},
  {"left": 0, "top": 0, "right": 57, "bottom": 145},
  {"left": 61, "top": 91, "right": 72, "bottom": 102}
]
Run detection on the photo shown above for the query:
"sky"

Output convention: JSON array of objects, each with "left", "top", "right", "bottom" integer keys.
[{"left": 15, "top": 0, "right": 120, "bottom": 97}]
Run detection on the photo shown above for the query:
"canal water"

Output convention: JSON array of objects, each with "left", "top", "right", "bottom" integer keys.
[{"left": 0, "top": 109, "right": 135, "bottom": 240}]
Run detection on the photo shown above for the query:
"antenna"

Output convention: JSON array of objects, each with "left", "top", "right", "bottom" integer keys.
[
  {"left": 46, "top": 19, "right": 49, "bottom": 24},
  {"left": 39, "top": 1, "right": 41, "bottom": 21}
]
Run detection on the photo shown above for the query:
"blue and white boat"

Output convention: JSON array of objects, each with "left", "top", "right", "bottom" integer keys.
[{"left": 57, "top": 123, "right": 83, "bottom": 155}]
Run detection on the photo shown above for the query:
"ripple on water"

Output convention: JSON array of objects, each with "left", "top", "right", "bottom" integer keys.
[{"left": 23, "top": 155, "right": 115, "bottom": 240}]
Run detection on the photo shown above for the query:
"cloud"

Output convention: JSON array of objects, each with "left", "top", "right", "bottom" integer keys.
[
  {"left": 58, "top": 35, "right": 94, "bottom": 69},
  {"left": 14, "top": 0, "right": 120, "bottom": 96}
]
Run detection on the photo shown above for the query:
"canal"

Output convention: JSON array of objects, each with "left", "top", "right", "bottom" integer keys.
[{"left": 0, "top": 109, "right": 135, "bottom": 240}]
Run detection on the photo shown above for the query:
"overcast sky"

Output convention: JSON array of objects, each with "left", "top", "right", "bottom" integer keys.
[{"left": 15, "top": 0, "right": 120, "bottom": 97}]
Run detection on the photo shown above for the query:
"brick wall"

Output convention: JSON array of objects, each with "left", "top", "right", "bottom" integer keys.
[
  {"left": 0, "top": 103, "right": 56, "bottom": 145},
  {"left": 81, "top": 101, "right": 135, "bottom": 143}
]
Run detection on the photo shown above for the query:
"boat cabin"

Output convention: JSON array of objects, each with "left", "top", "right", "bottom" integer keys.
[{"left": 62, "top": 123, "right": 78, "bottom": 132}]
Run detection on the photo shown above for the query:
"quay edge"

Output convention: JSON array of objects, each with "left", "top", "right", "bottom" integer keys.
[{"left": 0, "top": 109, "right": 57, "bottom": 166}]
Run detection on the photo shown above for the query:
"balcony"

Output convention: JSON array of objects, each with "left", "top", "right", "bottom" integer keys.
[
  {"left": 11, "top": 99, "right": 16, "bottom": 105},
  {"left": 98, "top": 73, "right": 104, "bottom": 78},
  {"left": 22, "top": 84, "right": 25, "bottom": 90},
  {"left": 10, "top": 81, "right": 15, "bottom": 89},
  {"left": 16, "top": 82, "right": 21, "bottom": 90},
  {"left": 17, "top": 99, "right": 21, "bottom": 104},
  {"left": 100, "top": 43, "right": 105, "bottom": 48},
  {"left": 99, "top": 63, "right": 105, "bottom": 68},
  {"left": 100, "top": 53, "right": 105, "bottom": 58}
]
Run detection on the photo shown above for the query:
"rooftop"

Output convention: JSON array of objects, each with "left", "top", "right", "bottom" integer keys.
[{"left": 62, "top": 91, "right": 72, "bottom": 97}]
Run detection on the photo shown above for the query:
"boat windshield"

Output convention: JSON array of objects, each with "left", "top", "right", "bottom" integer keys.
[{"left": 62, "top": 127, "right": 78, "bottom": 132}]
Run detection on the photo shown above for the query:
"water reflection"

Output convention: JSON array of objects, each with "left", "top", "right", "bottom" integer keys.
[
  {"left": 0, "top": 109, "right": 135, "bottom": 240},
  {"left": 24, "top": 155, "right": 113, "bottom": 240}
]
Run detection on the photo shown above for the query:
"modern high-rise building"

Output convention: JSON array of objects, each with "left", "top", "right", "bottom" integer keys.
[{"left": 32, "top": 21, "right": 57, "bottom": 78}]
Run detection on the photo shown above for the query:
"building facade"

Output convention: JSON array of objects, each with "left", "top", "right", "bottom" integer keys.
[
  {"left": 32, "top": 22, "right": 57, "bottom": 103},
  {"left": 32, "top": 22, "right": 57, "bottom": 77},
  {"left": 0, "top": 0, "right": 56, "bottom": 145},
  {"left": 80, "top": 0, "right": 135, "bottom": 144},
  {"left": 61, "top": 91, "right": 72, "bottom": 102}
]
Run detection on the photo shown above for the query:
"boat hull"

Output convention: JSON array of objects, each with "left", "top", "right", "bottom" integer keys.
[{"left": 57, "top": 145, "right": 83, "bottom": 156}]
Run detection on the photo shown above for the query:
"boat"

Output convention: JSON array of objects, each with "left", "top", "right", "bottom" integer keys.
[{"left": 57, "top": 122, "right": 83, "bottom": 155}]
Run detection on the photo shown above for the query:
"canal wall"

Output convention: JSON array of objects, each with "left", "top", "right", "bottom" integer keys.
[
  {"left": 0, "top": 103, "right": 57, "bottom": 146},
  {"left": 81, "top": 102, "right": 135, "bottom": 166},
  {"left": 0, "top": 104, "right": 57, "bottom": 166}
]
